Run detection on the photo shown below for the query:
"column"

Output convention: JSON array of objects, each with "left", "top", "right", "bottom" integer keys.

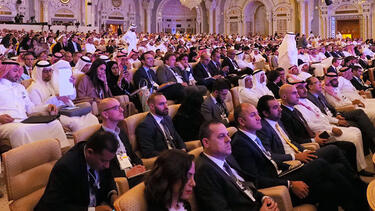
[
  {"left": 205, "top": 0, "right": 216, "bottom": 34},
  {"left": 142, "top": 0, "right": 154, "bottom": 33},
  {"left": 297, "top": 0, "right": 305, "bottom": 35},
  {"left": 266, "top": 11, "right": 272, "bottom": 36}
]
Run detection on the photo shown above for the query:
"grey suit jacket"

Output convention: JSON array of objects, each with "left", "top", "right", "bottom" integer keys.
[
  {"left": 156, "top": 64, "right": 182, "bottom": 84},
  {"left": 201, "top": 95, "right": 229, "bottom": 126}
]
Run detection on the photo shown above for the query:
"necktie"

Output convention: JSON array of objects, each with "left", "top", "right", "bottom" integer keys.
[
  {"left": 223, "top": 162, "right": 256, "bottom": 201},
  {"left": 293, "top": 109, "right": 315, "bottom": 138},
  {"left": 254, "top": 137, "right": 271, "bottom": 157},
  {"left": 275, "top": 123, "right": 301, "bottom": 153},
  {"left": 316, "top": 95, "right": 328, "bottom": 115},
  {"left": 160, "top": 118, "right": 175, "bottom": 149},
  {"left": 88, "top": 168, "right": 98, "bottom": 206}
]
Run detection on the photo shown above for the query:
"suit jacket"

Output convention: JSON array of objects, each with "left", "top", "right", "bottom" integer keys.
[
  {"left": 192, "top": 62, "right": 215, "bottom": 86},
  {"left": 231, "top": 131, "right": 289, "bottom": 188},
  {"left": 221, "top": 57, "right": 240, "bottom": 75},
  {"left": 327, "top": 65, "right": 337, "bottom": 73},
  {"left": 133, "top": 66, "right": 158, "bottom": 89},
  {"left": 208, "top": 60, "right": 225, "bottom": 76},
  {"left": 201, "top": 95, "right": 229, "bottom": 126},
  {"left": 135, "top": 113, "right": 186, "bottom": 158},
  {"left": 359, "top": 59, "right": 370, "bottom": 69},
  {"left": 156, "top": 64, "right": 182, "bottom": 84},
  {"left": 35, "top": 142, "right": 116, "bottom": 211},
  {"left": 66, "top": 40, "right": 82, "bottom": 54},
  {"left": 306, "top": 92, "right": 337, "bottom": 116},
  {"left": 351, "top": 77, "right": 368, "bottom": 91},
  {"left": 280, "top": 105, "right": 312, "bottom": 144},
  {"left": 257, "top": 119, "right": 305, "bottom": 163},
  {"left": 194, "top": 153, "right": 264, "bottom": 211},
  {"left": 266, "top": 82, "right": 280, "bottom": 99},
  {"left": 98, "top": 127, "right": 142, "bottom": 178}
]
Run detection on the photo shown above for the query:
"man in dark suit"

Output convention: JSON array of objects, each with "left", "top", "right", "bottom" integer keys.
[
  {"left": 266, "top": 70, "right": 281, "bottom": 98},
  {"left": 231, "top": 103, "right": 368, "bottom": 210},
  {"left": 98, "top": 98, "right": 145, "bottom": 186},
  {"left": 326, "top": 57, "right": 341, "bottom": 74},
  {"left": 66, "top": 34, "right": 82, "bottom": 54},
  {"left": 35, "top": 130, "right": 119, "bottom": 211},
  {"left": 201, "top": 79, "right": 231, "bottom": 126},
  {"left": 306, "top": 76, "right": 375, "bottom": 156},
  {"left": 350, "top": 65, "right": 375, "bottom": 97},
  {"left": 133, "top": 51, "right": 185, "bottom": 103},
  {"left": 192, "top": 52, "right": 222, "bottom": 88},
  {"left": 136, "top": 93, "right": 186, "bottom": 158},
  {"left": 208, "top": 50, "right": 229, "bottom": 77},
  {"left": 194, "top": 120, "right": 278, "bottom": 211},
  {"left": 221, "top": 49, "right": 252, "bottom": 76}
]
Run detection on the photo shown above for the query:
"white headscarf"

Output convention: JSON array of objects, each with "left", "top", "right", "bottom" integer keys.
[
  {"left": 51, "top": 60, "right": 73, "bottom": 94},
  {"left": 278, "top": 33, "right": 298, "bottom": 70},
  {"left": 73, "top": 56, "right": 91, "bottom": 76},
  {"left": 252, "top": 70, "right": 274, "bottom": 96},
  {"left": 297, "top": 63, "right": 312, "bottom": 81},
  {"left": 238, "top": 74, "right": 262, "bottom": 106}
]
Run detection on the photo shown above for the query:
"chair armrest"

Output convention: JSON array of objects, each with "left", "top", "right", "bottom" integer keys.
[
  {"left": 115, "top": 177, "right": 129, "bottom": 196},
  {"left": 301, "top": 143, "right": 320, "bottom": 151},
  {"left": 185, "top": 140, "right": 202, "bottom": 152},
  {"left": 335, "top": 105, "right": 355, "bottom": 112},
  {"left": 142, "top": 157, "right": 157, "bottom": 170},
  {"left": 258, "top": 185, "right": 293, "bottom": 211}
]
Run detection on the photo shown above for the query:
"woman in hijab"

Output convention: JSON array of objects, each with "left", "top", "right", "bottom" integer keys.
[{"left": 106, "top": 60, "right": 134, "bottom": 96}]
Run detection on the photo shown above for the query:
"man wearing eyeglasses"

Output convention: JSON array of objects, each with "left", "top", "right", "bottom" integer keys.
[{"left": 98, "top": 98, "right": 146, "bottom": 186}]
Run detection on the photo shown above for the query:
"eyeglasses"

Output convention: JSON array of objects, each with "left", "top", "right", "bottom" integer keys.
[{"left": 104, "top": 105, "right": 121, "bottom": 111}]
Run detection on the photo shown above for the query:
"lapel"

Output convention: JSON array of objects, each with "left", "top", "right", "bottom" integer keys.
[
  {"left": 281, "top": 105, "right": 302, "bottom": 124},
  {"left": 261, "top": 119, "right": 285, "bottom": 152},
  {"left": 200, "top": 153, "right": 251, "bottom": 198},
  {"left": 147, "top": 113, "right": 168, "bottom": 148},
  {"left": 77, "top": 143, "right": 91, "bottom": 204},
  {"left": 236, "top": 131, "right": 270, "bottom": 162}
]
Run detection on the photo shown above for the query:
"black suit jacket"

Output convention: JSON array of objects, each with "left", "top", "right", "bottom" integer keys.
[
  {"left": 194, "top": 153, "right": 264, "bottom": 211},
  {"left": 351, "top": 77, "right": 368, "bottom": 91},
  {"left": 208, "top": 60, "right": 225, "bottom": 76},
  {"left": 257, "top": 119, "right": 304, "bottom": 163},
  {"left": 35, "top": 142, "right": 116, "bottom": 211},
  {"left": 231, "top": 131, "right": 289, "bottom": 188},
  {"left": 66, "top": 40, "right": 82, "bottom": 54},
  {"left": 306, "top": 92, "right": 337, "bottom": 116},
  {"left": 359, "top": 59, "right": 370, "bottom": 69},
  {"left": 192, "top": 62, "right": 215, "bottom": 86},
  {"left": 133, "top": 66, "right": 158, "bottom": 89},
  {"left": 327, "top": 65, "right": 337, "bottom": 73},
  {"left": 266, "top": 82, "right": 280, "bottom": 99},
  {"left": 136, "top": 113, "right": 186, "bottom": 158},
  {"left": 98, "top": 127, "right": 142, "bottom": 178},
  {"left": 221, "top": 57, "right": 239, "bottom": 75},
  {"left": 280, "top": 105, "right": 312, "bottom": 144}
]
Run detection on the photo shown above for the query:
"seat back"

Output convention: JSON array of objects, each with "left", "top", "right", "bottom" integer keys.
[
  {"left": 227, "top": 127, "right": 238, "bottom": 138},
  {"left": 368, "top": 180, "right": 375, "bottom": 210},
  {"left": 225, "top": 90, "right": 234, "bottom": 113},
  {"left": 114, "top": 182, "right": 147, "bottom": 211},
  {"left": 124, "top": 112, "right": 148, "bottom": 153},
  {"left": 73, "top": 124, "right": 101, "bottom": 144},
  {"left": 188, "top": 147, "right": 203, "bottom": 160},
  {"left": 3, "top": 139, "right": 62, "bottom": 211},
  {"left": 168, "top": 104, "right": 181, "bottom": 119},
  {"left": 230, "top": 87, "right": 240, "bottom": 108}
]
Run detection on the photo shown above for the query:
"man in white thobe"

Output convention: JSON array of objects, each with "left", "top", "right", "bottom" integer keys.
[
  {"left": 0, "top": 60, "right": 68, "bottom": 148},
  {"left": 278, "top": 32, "right": 298, "bottom": 70},
  {"left": 122, "top": 24, "right": 138, "bottom": 53},
  {"left": 27, "top": 60, "right": 99, "bottom": 132}
]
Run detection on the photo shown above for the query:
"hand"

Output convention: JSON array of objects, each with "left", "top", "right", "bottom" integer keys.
[
  {"left": 181, "top": 82, "right": 188, "bottom": 87},
  {"left": 337, "top": 119, "right": 350, "bottom": 127},
  {"left": 95, "top": 205, "right": 113, "bottom": 211},
  {"left": 69, "top": 75, "right": 76, "bottom": 84},
  {"left": 260, "top": 197, "right": 279, "bottom": 211},
  {"left": 126, "top": 165, "right": 146, "bottom": 178},
  {"left": 365, "top": 80, "right": 371, "bottom": 86},
  {"left": 331, "top": 127, "right": 343, "bottom": 136},
  {"left": 291, "top": 181, "right": 309, "bottom": 199},
  {"left": 47, "top": 104, "right": 58, "bottom": 115},
  {"left": 359, "top": 90, "right": 366, "bottom": 95},
  {"left": 222, "top": 66, "right": 230, "bottom": 73},
  {"left": 98, "top": 73, "right": 107, "bottom": 83},
  {"left": 314, "top": 134, "right": 328, "bottom": 146},
  {"left": 0, "top": 114, "right": 14, "bottom": 124},
  {"left": 213, "top": 75, "right": 222, "bottom": 79},
  {"left": 295, "top": 151, "right": 318, "bottom": 163},
  {"left": 336, "top": 114, "right": 345, "bottom": 120},
  {"left": 352, "top": 99, "right": 365, "bottom": 108}
]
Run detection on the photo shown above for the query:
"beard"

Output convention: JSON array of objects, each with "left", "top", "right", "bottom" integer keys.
[
  {"left": 331, "top": 81, "right": 339, "bottom": 87},
  {"left": 155, "top": 107, "right": 168, "bottom": 116}
]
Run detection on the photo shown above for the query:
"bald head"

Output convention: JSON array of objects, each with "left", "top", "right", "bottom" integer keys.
[
  {"left": 227, "top": 49, "right": 236, "bottom": 59},
  {"left": 98, "top": 98, "right": 120, "bottom": 114},
  {"left": 234, "top": 103, "right": 261, "bottom": 133},
  {"left": 279, "top": 84, "right": 299, "bottom": 106}
]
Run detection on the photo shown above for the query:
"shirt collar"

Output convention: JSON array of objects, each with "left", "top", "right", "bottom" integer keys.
[
  {"left": 210, "top": 94, "right": 217, "bottom": 104},
  {"left": 151, "top": 112, "right": 164, "bottom": 124},
  {"left": 282, "top": 104, "right": 294, "bottom": 111},
  {"left": 265, "top": 118, "right": 277, "bottom": 128},
  {"left": 239, "top": 128, "right": 258, "bottom": 141},
  {"left": 203, "top": 152, "right": 225, "bottom": 167},
  {"left": 0, "top": 78, "right": 13, "bottom": 86},
  {"left": 102, "top": 125, "right": 120, "bottom": 136}
]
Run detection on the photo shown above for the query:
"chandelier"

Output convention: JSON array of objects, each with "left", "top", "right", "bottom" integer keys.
[{"left": 180, "top": 0, "right": 202, "bottom": 10}]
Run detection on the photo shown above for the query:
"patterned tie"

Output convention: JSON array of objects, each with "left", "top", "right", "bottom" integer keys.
[
  {"left": 160, "top": 118, "right": 175, "bottom": 149},
  {"left": 88, "top": 168, "right": 98, "bottom": 206},
  {"left": 254, "top": 137, "right": 271, "bottom": 157},
  {"left": 275, "top": 123, "right": 301, "bottom": 153}
]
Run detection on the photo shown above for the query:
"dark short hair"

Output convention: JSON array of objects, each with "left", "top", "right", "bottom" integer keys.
[
  {"left": 85, "top": 130, "right": 118, "bottom": 154},
  {"left": 266, "top": 70, "right": 280, "bottom": 82},
  {"left": 305, "top": 76, "right": 316, "bottom": 90},
  {"left": 147, "top": 92, "right": 165, "bottom": 105},
  {"left": 199, "top": 120, "right": 223, "bottom": 145},
  {"left": 177, "top": 53, "right": 188, "bottom": 61},
  {"left": 352, "top": 65, "right": 362, "bottom": 72},
  {"left": 257, "top": 95, "right": 276, "bottom": 118},
  {"left": 212, "top": 79, "right": 230, "bottom": 92},
  {"left": 275, "top": 67, "right": 285, "bottom": 72},
  {"left": 140, "top": 51, "right": 153, "bottom": 61},
  {"left": 163, "top": 53, "right": 176, "bottom": 62},
  {"left": 145, "top": 149, "right": 194, "bottom": 207}
]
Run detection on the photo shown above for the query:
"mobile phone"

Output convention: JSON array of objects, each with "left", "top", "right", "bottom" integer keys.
[{"left": 319, "top": 131, "right": 330, "bottom": 139}]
